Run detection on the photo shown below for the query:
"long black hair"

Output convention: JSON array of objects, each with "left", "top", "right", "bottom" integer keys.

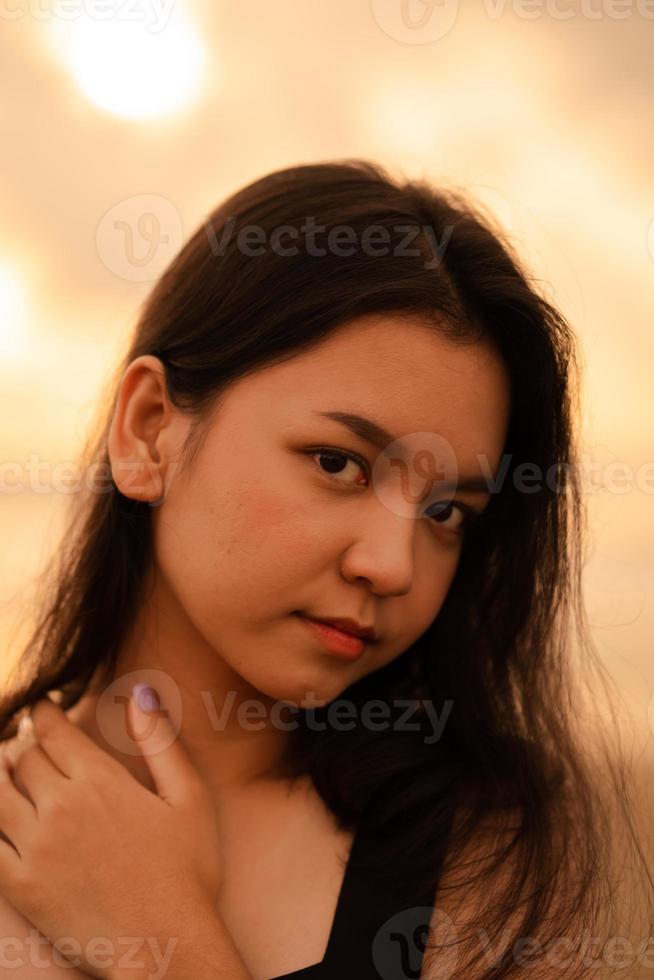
[{"left": 2, "top": 160, "right": 650, "bottom": 977}]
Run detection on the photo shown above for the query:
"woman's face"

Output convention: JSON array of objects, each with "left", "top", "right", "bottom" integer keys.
[{"left": 127, "top": 314, "right": 510, "bottom": 706}]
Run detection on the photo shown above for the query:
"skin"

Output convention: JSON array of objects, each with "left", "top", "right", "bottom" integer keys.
[
  {"left": 2, "top": 312, "right": 511, "bottom": 977},
  {"left": 0, "top": 697, "right": 240, "bottom": 980},
  {"left": 67, "top": 312, "right": 510, "bottom": 794}
]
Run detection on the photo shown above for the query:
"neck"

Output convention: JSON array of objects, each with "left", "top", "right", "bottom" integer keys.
[{"left": 64, "top": 570, "right": 296, "bottom": 803}]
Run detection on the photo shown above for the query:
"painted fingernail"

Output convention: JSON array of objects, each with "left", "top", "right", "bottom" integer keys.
[{"left": 133, "top": 683, "right": 160, "bottom": 713}]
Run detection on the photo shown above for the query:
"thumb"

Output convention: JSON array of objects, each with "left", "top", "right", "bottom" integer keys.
[{"left": 129, "top": 682, "right": 198, "bottom": 806}]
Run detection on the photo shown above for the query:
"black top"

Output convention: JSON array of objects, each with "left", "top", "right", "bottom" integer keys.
[{"left": 270, "top": 811, "right": 454, "bottom": 979}]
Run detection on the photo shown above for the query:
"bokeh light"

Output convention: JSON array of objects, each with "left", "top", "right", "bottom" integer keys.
[
  {"left": 0, "top": 263, "right": 30, "bottom": 363},
  {"left": 46, "top": 3, "right": 207, "bottom": 120},
  {"left": 1, "top": 1, "right": 652, "bottom": 722}
]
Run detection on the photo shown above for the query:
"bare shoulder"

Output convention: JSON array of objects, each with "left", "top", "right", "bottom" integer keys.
[{"left": 0, "top": 733, "right": 89, "bottom": 976}]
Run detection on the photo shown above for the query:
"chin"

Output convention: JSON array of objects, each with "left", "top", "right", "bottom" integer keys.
[{"left": 249, "top": 668, "right": 355, "bottom": 712}]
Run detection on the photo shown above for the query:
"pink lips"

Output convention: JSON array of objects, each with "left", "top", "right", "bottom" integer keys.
[{"left": 297, "top": 614, "right": 367, "bottom": 661}]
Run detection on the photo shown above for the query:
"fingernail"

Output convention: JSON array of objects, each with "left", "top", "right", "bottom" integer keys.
[{"left": 133, "top": 683, "right": 160, "bottom": 713}]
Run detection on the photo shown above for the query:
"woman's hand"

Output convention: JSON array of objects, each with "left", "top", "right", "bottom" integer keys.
[{"left": 0, "top": 687, "right": 225, "bottom": 979}]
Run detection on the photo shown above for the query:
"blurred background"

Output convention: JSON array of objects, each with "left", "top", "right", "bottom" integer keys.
[{"left": 0, "top": 0, "right": 652, "bottom": 735}]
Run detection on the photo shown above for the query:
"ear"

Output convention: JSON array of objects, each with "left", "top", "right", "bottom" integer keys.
[{"left": 108, "top": 355, "right": 179, "bottom": 506}]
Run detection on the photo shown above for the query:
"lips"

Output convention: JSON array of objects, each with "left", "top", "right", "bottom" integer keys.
[
  {"left": 297, "top": 613, "right": 368, "bottom": 661},
  {"left": 302, "top": 615, "right": 377, "bottom": 642}
]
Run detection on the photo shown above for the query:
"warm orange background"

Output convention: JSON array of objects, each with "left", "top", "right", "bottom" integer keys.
[{"left": 1, "top": 2, "right": 652, "bottom": 734}]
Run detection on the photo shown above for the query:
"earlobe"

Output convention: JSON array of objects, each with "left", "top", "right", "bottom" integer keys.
[{"left": 111, "top": 455, "right": 164, "bottom": 503}]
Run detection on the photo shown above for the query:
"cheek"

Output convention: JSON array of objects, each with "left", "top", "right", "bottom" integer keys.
[
  {"left": 160, "top": 476, "right": 320, "bottom": 603},
  {"left": 242, "top": 486, "right": 297, "bottom": 536},
  {"left": 240, "top": 479, "right": 333, "bottom": 562}
]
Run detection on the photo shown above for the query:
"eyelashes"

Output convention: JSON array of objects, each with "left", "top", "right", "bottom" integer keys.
[{"left": 307, "top": 447, "right": 480, "bottom": 534}]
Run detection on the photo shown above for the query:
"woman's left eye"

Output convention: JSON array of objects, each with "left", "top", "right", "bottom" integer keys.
[
  {"left": 422, "top": 499, "right": 474, "bottom": 533},
  {"left": 309, "top": 449, "right": 477, "bottom": 534}
]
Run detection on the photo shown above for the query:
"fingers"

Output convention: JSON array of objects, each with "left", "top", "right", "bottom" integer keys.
[
  {"left": 0, "top": 754, "right": 37, "bottom": 859},
  {"left": 129, "top": 684, "right": 204, "bottom": 809},
  {"left": 26, "top": 690, "right": 205, "bottom": 813},
  {"left": 29, "top": 696, "right": 118, "bottom": 783},
  {"left": 10, "top": 741, "right": 68, "bottom": 815}
]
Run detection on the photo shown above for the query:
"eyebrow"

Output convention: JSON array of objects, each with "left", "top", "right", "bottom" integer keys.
[{"left": 311, "top": 410, "right": 493, "bottom": 496}]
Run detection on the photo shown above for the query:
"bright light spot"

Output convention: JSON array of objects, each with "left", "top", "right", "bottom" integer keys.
[
  {"left": 368, "top": 83, "right": 440, "bottom": 156},
  {"left": 366, "top": 76, "right": 529, "bottom": 156},
  {"left": 0, "top": 265, "right": 30, "bottom": 361},
  {"left": 47, "top": 3, "right": 207, "bottom": 120}
]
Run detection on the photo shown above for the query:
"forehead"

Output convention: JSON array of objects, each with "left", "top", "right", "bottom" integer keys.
[{"left": 225, "top": 314, "right": 511, "bottom": 469}]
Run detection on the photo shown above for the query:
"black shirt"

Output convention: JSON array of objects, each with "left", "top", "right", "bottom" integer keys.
[{"left": 270, "top": 810, "right": 454, "bottom": 979}]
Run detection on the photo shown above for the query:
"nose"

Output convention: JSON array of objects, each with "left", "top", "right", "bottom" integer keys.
[{"left": 339, "top": 508, "right": 418, "bottom": 597}]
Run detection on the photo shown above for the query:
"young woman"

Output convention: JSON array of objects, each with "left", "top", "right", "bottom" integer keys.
[{"left": 0, "top": 160, "right": 650, "bottom": 980}]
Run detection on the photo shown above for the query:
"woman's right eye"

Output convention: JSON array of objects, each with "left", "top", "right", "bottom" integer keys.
[{"left": 310, "top": 449, "right": 368, "bottom": 486}]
